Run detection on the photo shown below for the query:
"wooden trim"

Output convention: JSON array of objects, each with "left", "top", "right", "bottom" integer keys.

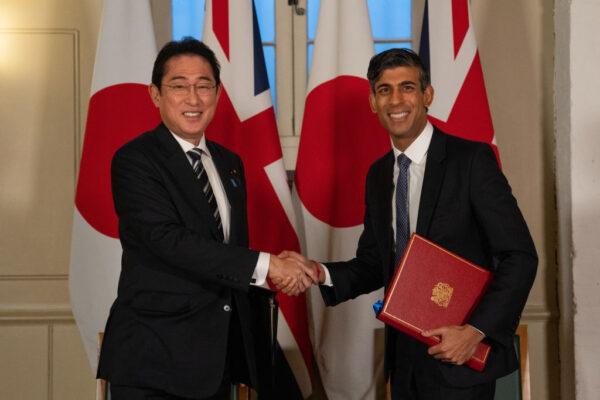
[
  {"left": 48, "top": 324, "right": 54, "bottom": 400},
  {"left": 237, "top": 384, "right": 252, "bottom": 400},
  {"left": 0, "top": 305, "right": 73, "bottom": 323},
  {"left": 521, "top": 304, "right": 557, "bottom": 321},
  {"left": 0, "top": 275, "right": 68, "bottom": 281},
  {"left": 96, "top": 332, "right": 107, "bottom": 400},
  {"left": 517, "top": 324, "right": 530, "bottom": 400}
]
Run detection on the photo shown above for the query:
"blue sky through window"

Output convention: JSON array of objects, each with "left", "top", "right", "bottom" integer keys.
[
  {"left": 172, "top": 1, "right": 413, "bottom": 108},
  {"left": 172, "top": 0, "right": 276, "bottom": 107},
  {"left": 307, "top": 0, "right": 412, "bottom": 72},
  {"left": 172, "top": 0, "right": 204, "bottom": 40}
]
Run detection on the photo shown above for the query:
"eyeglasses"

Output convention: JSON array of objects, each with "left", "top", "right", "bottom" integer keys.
[{"left": 163, "top": 83, "right": 218, "bottom": 96}]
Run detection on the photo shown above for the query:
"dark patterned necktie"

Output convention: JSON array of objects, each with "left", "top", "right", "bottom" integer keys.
[
  {"left": 394, "top": 154, "right": 411, "bottom": 268},
  {"left": 187, "top": 148, "right": 224, "bottom": 241}
]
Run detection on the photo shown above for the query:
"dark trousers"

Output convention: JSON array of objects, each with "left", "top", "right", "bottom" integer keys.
[
  {"left": 109, "top": 303, "right": 249, "bottom": 400},
  {"left": 109, "top": 329, "right": 233, "bottom": 400},
  {"left": 110, "top": 382, "right": 230, "bottom": 400},
  {"left": 390, "top": 356, "right": 495, "bottom": 400}
]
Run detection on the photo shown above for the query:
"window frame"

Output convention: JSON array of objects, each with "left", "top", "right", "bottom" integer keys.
[{"left": 166, "top": 0, "right": 422, "bottom": 169}]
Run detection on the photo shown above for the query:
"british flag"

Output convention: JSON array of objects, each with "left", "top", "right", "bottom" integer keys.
[
  {"left": 203, "top": 1, "right": 312, "bottom": 398},
  {"left": 419, "top": 0, "right": 498, "bottom": 159}
]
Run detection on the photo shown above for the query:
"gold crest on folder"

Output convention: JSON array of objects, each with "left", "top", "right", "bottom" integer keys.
[{"left": 431, "top": 282, "right": 453, "bottom": 308}]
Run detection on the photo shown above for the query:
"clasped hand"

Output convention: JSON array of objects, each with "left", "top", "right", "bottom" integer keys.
[
  {"left": 267, "top": 251, "right": 324, "bottom": 296},
  {"left": 422, "top": 324, "right": 484, "bottom": 365}
]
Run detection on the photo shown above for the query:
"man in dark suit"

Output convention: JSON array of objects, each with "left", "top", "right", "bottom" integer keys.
[
  {"left": 96, "top": 38, "right": 316, "bottom": 400},
  {"left": 283, "top": 48, "right": 537, "bottom": 399}
]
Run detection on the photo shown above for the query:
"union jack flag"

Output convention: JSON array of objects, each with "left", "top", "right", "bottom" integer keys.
[
  {"left": 419, "top": 0, "right": 498, "bottom": 159},
  {"left": 204, "top": 1, "right": 312, "bottom": 398}
]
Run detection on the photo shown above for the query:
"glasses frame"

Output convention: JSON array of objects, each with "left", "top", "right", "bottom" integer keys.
[{"left": 162, "top": 82, "right": 219, "bottom": 96}]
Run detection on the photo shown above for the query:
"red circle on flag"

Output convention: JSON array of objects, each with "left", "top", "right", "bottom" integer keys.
[
  {"left": 295, "top": 77, "right": 390, "bottom": 228},
  {"left": 75, "top": 83, "right": 161, "bottom": 238}
]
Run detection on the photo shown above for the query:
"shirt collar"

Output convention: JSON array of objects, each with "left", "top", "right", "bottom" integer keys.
[
  {"left": 391, "top": 121, "right": 433, "bottom": 166},
  {"left": 170, "top": 131, "right": 211, "bottom": 158}
]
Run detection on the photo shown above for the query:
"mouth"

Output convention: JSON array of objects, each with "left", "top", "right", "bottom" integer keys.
[
  {"left": 183, "top": 111, "right": 202, "bottom": 118},
  {"left": 388, "top": 111, "right": 409, "bottom": 121}
]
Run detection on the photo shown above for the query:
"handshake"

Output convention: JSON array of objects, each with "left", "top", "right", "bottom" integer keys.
[{"left": 267, "top": 251, "right": 325, "bottom": 296}]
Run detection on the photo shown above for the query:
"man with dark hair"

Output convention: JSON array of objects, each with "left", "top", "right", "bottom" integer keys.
[
  {"left": 283, "top": 48, "right": 537, "bottom": 399},
  {"left": 151, "top": 38, "right": 222, "bottom": 88},
  {"left": 366, "top": 48, "right": 431, "bottom": 92},
  {"left": 97, "top": 38, "right": 316, "bottom": 400}
]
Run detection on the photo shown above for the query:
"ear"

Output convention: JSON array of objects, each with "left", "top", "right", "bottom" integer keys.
[
  {"left": 368, "top": 92, "right": 377, "bottom": 113},
  {"left": 148, "top": 84, "right": 160, "bottom": 107},
  {"left": 423, "top": 85, "right": 434, "bottom": 108}
]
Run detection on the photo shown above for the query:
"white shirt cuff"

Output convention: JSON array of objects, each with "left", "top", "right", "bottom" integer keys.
[
  {"left": 251, "top": 252, "right": 270, "bottom": 287},
  {"left": 469, "top": 324, "right": 486, "bottom": 338},
  {"left": 321, "top": 263, "right": 333, "bottom": 286}
]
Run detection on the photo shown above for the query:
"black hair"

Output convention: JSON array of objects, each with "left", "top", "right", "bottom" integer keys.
[
  {"left": 152, "top": 37, "right": 221, "bottom": 89},
  {"left": 367, "top": 48, "right": 430, "bottom": 93}
]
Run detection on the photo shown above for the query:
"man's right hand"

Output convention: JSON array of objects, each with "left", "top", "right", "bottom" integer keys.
[
  {"left": 268, "top": 254, "right": 319, "bottom": 296},
  {"left": 279, "top": 250, "right": 325, "bottom": 284}
]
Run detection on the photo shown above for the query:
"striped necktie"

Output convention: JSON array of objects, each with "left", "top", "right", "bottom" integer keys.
[
  {"left": 394, "top": 153, "right": 411, "bottom": 268},
  {"left": 187, "top": 148, "right": 224, "bottom": 241}
]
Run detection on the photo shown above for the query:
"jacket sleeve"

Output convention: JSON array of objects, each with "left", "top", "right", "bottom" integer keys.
[
  {"left": 320, "top": 167, "right": 385, "bottom": 306},
  {"left": 466, "top": 144, "right": 538, "bottom": 347}
]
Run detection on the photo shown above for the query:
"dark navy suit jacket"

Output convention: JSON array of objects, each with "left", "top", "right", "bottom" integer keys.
[
  {"left": 97, "top": 124, "right": 260, "bottom": 398},
  {"left": 321, "top": 128, "right": 537, "bottom": 387}
]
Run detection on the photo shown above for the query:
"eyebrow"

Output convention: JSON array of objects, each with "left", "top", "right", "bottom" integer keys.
[
  {"left": 376, "top": 80, "right": 417, "bottom": 89},
  {"left": 167, "top": 75, "right": 213, "bottom": 82}
]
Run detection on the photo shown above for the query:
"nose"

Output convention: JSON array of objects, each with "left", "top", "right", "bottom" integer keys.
[
  {"left": 390, "top": 87, "right": 403, "bottom": 105},
  {"left": 185, "top": 87, "right": 201, "bottom": 105}
]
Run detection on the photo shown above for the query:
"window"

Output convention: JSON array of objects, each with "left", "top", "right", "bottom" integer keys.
[
  {"left": 172, "top": 0, "right": 205, "bottom": 40},
  {"left": 307, "top": 0, "right": 413, "bottom": 70},
  {"left": 172, "top": 0, "right": 276, "bottom": 106},
  {"left": 171, "top": 0, "right": 416, "bottom": 166}
]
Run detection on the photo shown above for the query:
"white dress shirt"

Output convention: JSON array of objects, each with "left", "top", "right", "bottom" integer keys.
[
  {"left": 391, "top": 122, "right": 433, "bottom": 241},
  {"left": 321, "top": 122, "right": 434, "bottom": 286},
  {"left": 171, "top": 132, "right": 269, "bottom": 285}
]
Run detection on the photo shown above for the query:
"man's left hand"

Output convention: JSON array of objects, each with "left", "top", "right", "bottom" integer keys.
[{"left": 422, "top": 324, "right": 484, "bottom": 365}]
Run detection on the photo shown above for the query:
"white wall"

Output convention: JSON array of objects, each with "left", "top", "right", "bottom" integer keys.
[
  {"left": 0, "top": 0, "right": 102, "bottom": 398},
  {"left": 556, "top": 0, "right": 600, "bottom": 399}
]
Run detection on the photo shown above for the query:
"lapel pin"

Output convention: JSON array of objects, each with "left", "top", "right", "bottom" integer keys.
[{"left": 229, "top": 168, "right": 240, "bottom": 188}]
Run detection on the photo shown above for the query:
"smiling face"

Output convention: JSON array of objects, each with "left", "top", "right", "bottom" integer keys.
[
  {"left": 369, "top": 66, "right": 434, "bottom": 151},
  {"left": 149, "top": 54, "right": 221, "bottom": 145}
]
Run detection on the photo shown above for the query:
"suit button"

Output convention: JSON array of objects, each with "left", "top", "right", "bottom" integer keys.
[{"left": 223, "top": 305, "right": 231, "bottom": 312}]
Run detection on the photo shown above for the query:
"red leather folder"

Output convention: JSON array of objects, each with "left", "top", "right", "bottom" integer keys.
[{"left": 377, "top": 234, "right": 492, "bottom": 371}]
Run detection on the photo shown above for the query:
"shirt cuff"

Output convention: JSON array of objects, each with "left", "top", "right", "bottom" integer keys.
[
  {"left": 469, "top": 324, "right": 486, "bottom": 338},
  {"left": 251, "top": 252, "right": 270, "bottom": 287},
  {"left": 321, "top": 263, "right": 333, "bottom": 286}
]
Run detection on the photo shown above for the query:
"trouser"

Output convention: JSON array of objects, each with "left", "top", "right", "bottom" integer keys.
[
  {"left": 109, "top": 381, "right": 231, "bottom": 400},
  {"left": 390, "top": 355, "right": 495, "bottom": 400}
]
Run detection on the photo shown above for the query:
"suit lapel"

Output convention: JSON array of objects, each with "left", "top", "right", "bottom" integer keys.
[
  {"left": 416, "top": 129, "right": 447, "bottom": 236},
  {"left": 373, "top": 151, "right": 395, "bottom": 283},
  {"left": 154, "top": 126, "right": 223, "bottom": 240},
  {"left": 207, "top": 141, "right": 244, "bottom": 245}
]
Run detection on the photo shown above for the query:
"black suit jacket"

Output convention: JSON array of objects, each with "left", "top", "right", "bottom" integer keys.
[
  {"left": 97, "top": 124, "right": 261, "bottom": 398},
  {"left": 320, "top": 128, "right": 537, "bottom": 387}
]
